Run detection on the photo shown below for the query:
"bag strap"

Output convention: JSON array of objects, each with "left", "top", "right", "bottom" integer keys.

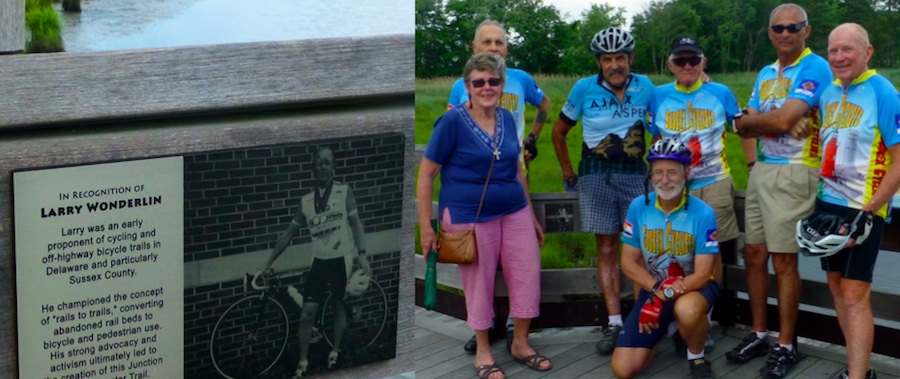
[
  {"left": 439, "top": 117, "right": 499, "bottom": 234},
  {"left": 472, "top": 142, "right": 496, "bottom": 225}
]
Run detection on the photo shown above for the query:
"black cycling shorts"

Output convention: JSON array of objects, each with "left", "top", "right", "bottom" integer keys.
[
  {"left": 817, "top": 200, "right": 884, "bottom": 282},
  {"left": 305, "top": 257, "right": 346, "bottom": 303}
]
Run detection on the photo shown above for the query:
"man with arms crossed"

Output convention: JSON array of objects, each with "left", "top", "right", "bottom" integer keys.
[
  {"left": 552, "top": 27, "right": 653, "bottom": 356},
  {"left": 258, "top": 147, "right": 371, "bottom": 378},
  {"left": 730, "top": 4, "right": 832, "bottom": 378},
  {"left": 448, "top": 19, "right": 552, "bottom": 353},
  {"left": 811, "top": 23, "right": 900, "bottom": 379}
]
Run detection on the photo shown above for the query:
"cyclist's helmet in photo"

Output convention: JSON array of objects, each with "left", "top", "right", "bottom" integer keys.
[
  {"left": 346, "top": 269, "right": 370, "bottom": 296},
  {"left": 591, "top": 27, "right": 636, "bottom": 56},
  {"left": 796, "top": 211, "right": 872, "bottom": 258},
  {"left": 647, "top": 137, "right": 692, "bottom": 166}
]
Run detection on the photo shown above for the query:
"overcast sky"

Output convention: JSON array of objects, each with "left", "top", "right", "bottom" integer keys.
[{"left": 545, "top": 0, "right": 650, "bottom": 23}]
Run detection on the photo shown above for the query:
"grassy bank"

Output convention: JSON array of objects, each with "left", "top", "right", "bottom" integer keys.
[{"left": 415, "top": 69, "right": 900, "bottom": 268}]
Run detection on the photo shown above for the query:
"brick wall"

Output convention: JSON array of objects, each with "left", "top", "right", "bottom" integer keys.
[
  {"left": 182, "top": 134, "right": 405, "bottom": 377},
  {"left": 183, "top": 133, "right": 405, "bottom": 262}
]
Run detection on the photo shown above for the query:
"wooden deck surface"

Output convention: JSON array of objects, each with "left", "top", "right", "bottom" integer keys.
[{"left": 415, "top": 307, "right": 900, "bottom": 379}]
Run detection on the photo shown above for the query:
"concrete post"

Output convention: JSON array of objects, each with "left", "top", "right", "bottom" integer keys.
[{"left": 0, "top": 0, "right": 25, "bottom": 54}]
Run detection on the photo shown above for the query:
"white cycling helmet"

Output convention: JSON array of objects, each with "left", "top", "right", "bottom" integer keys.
[
  {"left": 796, "top": 211, "right": 872, "bottom": 258},
  {"left": 591, "top": 27, "right": 635, "bottom": 55},
  {"left": 346, "top": 269, "right": 370, "bottom": 297}
]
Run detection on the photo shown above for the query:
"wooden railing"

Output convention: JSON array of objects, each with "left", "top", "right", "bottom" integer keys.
[{"left": 0, "top": 35, "right": 415, "bottom": 378}]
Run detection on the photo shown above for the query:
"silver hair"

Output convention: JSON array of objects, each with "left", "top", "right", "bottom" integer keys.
[
  {"left": 463, "top": 53, "right": 507, "bottom": 84},
  {"left": 473, "top": 20, "right": 507, "bottom": 43},
  {"left": 769, "top": 3, "right": 808, "bottom": 26},
  {"left": 831, "top": 23, "right": 871, "bottom": 48}
]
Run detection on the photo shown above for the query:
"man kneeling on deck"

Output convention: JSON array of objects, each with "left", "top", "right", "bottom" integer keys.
[{"left": 611, "top": 138, "right": 720, "bottom": 379}]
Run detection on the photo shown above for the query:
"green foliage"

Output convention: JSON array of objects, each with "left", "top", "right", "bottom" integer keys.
[
  {"left": 416, "top": 0, "right": 900, "bottom": 77},
  {"left": 555, "top": 4, "right": 626, "bottom": 75},
  {"left": 25, "top": 4, "right": 64, "bottom": 53}
]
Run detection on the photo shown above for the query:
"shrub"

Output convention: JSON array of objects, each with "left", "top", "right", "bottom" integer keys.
[{"left": 25, "top": 5, "right": 64, "bottom": 53}]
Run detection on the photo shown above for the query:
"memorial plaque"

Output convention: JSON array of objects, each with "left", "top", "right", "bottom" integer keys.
[{"left": 14, "top": 157, "right": 184, "bottom": 379}]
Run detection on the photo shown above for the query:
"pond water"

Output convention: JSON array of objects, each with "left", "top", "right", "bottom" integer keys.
[{"left": 57, "top": 0, "right": 413, "bottom": 52}]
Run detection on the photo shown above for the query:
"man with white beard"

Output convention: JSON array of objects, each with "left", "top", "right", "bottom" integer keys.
[{"left": 611, "top": 138, "right": 720, "bottom": 379}]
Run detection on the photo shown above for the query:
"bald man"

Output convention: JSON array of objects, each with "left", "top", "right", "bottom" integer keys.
[{"left": 814, "top": 23, "right": 900, "bottom": 379}]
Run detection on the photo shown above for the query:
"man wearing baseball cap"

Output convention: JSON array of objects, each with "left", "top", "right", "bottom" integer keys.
[{"left": 647, "top": 36, "right": 754, "bottom": 366}]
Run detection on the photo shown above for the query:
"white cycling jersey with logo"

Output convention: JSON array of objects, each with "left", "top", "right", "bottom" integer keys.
[{"left": 292, "top": 181, "right": 358, "bottom": 261}]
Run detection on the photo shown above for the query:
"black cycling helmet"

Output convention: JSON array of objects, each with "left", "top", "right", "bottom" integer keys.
[
  {"left": 647, "top": 138, "right": 692, "bottom": 166},
  {"left": 591, "top": 27, "right": 635, "bottom": 56},
  {"left": 796, "top": 211, "right": 872, "bottom": 258}
]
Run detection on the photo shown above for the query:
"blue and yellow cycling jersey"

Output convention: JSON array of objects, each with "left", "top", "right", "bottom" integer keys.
[
  {"left": 648, "top": 81, "right": 740, "bottom": 189},
  {"left": 817, "top": 70, "right": 900, "bottom": 219},
  {"left": 559, "top": 74, "right": 653, "bottom": 174},
  {"left": 748, "top": 48, "right": 832, "bottom": 167},
  {"left": 621, "top": 193, "right": 719, "bottom": 281},
  {"left": 448, "top": 68, "right": 545, "bottom": 143}
]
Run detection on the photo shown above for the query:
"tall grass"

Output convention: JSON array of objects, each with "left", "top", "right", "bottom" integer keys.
[
  {"left": 415, "top": 69, "right": 900, "bottom": 268},
  {"left": 25, "top": 0, "right": 64, "bottom": 53}
]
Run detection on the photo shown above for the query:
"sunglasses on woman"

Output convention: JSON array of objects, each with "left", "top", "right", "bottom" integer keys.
[
  {"left": 471, "top": 78, "right": 502, "bottom": 88},
  {"left": 770, "top": 21, "right": 807, "bottom": 34},
  {"left": 671, "top": 56, "right": 702, "bottom": 68}
]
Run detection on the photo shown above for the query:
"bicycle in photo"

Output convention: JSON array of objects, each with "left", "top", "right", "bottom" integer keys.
[{"left": 208, "top": 269, "right": 388, "bottom": 379}]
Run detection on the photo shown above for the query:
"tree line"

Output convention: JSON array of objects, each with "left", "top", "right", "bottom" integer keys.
[{"left": 416, "top": 0, "right": 900, "bottom": 78}]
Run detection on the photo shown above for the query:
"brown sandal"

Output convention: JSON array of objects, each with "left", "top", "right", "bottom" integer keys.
[
  {"left": 513, "top": 354, "right": 552, "bottom": 371},
  {"left": 475, "top": 363, "right": 505, "bottom": 379}
]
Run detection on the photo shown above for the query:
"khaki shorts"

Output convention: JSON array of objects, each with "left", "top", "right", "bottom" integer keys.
[
  {"left": 690, "top": 178, "right": 740, "bottom": 242},
  {"left": 744, "top": 162, "right": 818, "bottom": 253}
]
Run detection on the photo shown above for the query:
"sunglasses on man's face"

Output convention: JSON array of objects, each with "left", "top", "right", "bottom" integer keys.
[
  {"left": 770, "top": 21, "right": 807, "bottom": 34},
  {"left": 470, "top": 78, "right": 502, "bottom": 88},
  {"left": 671, "top": 56, "right": 702, "bottom": 68}
]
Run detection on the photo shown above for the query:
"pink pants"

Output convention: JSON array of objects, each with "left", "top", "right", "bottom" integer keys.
[{"left": 441, "top": 206, "right": 541, "bottom": 330}]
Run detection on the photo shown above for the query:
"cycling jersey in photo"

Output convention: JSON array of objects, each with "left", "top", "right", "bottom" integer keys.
[
  {"left": 425, "top": 106, "right": 527, "bottom": 224},
  {"left": 560, "top": 74, "right": 653, "bottom": 175},
  {"left": 748, "top": 47, "right": 832, "bottom": 167},
  {"left": 293, "top": 182, "right": 358, "bottom": 260},
  {"left": 649, "top": 81, "right": 740, "bottom": 189},
  {"left": 448, "top": 68, "right": 546, "bottom": 143},
  {"left": 817, "top": 70, "right": 900, "bottom": 219},
  {"left": 621, "top": 193, "right": 719, "bottom": 281}
]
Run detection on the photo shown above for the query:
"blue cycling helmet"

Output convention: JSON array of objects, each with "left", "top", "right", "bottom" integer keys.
[{"left": 647, "top": 138, "right": 692, "bottom": 166}]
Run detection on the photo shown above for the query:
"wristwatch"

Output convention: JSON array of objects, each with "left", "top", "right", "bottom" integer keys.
[
  {"left": 733, "top": 108, "right": 749, "bottom": 135},
  {"left": 565, "top": 175, "right": 578, "bottom": 187},
  {"left": 663, "top": 287, "right": 675, "bottom": 301}
]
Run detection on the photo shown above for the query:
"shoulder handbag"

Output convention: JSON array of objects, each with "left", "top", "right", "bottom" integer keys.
[{"left": 436, "top": 136, "right": 497, "bottom": 264}]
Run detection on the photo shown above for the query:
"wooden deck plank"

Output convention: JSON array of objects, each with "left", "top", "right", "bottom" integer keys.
[
  {"left": 541, "top": 345, "right": 613, "bottom": 378},
  {"left": 789, "top": 357, "right": 846, "bottom": 378},
  {"left": 414, "top": 307, "right": 900, "bottom": 378},
  {"left": 416, "top": 333, "right": 465, "bottom": 361},
  {"left": 513, "top": 343, "right": 593, "bottom": 379}
]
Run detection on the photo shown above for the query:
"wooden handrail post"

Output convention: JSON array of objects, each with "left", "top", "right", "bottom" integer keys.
[{"left": 0, "top": 0, "right": 24, "bottom": 54}]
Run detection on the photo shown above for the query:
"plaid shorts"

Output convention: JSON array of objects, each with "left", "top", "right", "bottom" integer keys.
[{"left": 578, "top": 173, "right": 646, "bottom": 234}]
